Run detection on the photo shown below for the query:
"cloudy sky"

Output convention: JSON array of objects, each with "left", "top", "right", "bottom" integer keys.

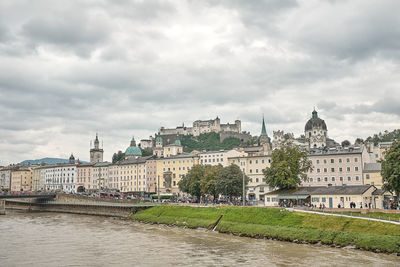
[{"left": 1, "top": 0, "right": 400, "bottom": 165}]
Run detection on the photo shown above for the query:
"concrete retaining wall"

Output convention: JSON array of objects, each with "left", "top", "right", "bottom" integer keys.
[{"left": 5, "top": 200, "right": 152, "bottom": 217}]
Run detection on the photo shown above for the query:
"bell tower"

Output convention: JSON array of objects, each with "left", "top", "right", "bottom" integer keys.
[{"left": 90, "top": 133, "right": 104, "bottom": 163}]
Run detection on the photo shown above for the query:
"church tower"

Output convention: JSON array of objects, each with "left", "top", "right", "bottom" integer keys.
[
  {"left": 305, "top": 109, "right": 327, "bottom": 149},
  {"left": 90, "top": 133, "right": 104, "bottom": 163},
  {"left": 259, "top": 116, "right": 271, "bottom": 153}
]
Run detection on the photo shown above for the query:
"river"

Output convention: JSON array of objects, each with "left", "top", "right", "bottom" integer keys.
[{"left": 0, "top": 212, "right": 398, "bottom": 266}]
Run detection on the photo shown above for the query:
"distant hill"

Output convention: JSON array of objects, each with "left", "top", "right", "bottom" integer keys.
[
  {"left": 357, "top": 129, "right": 400, "bottom": 145},
  {"left": 20, "top": 157, "right": 86, "bottom": 166},
  {"left": 181, "top": 132, "right": 241, "bottom": 152}
]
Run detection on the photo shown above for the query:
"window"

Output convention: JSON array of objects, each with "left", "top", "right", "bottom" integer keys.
[
  {"left": 317, "top": 177, "right": 321, "bottom": 182},
  {"left": 271, "top": 198, "right": 277, "bottom": 202},
  {"left": 347, "top": 167, "right": 350, "bottom": 172},
  {"left": 267, "top": 197, "right": 270, "bottom": 202},
  {"left": 256, "top": 169, "right": 259, "bottom": 173},
  {"left": 340, "top": 176, "right": 343, "bottom": 181},
  {"left": 256, "top": 178, "right": 259, "bottom": 183},
  {"left": 354, "top": 158, "right": 358, "bottom": 162},
  {"left": 317, "top": 168, "right": 321, "bottom": 173},
  {"left": 331, "top": 168, "right": 335, "bottom": 172},
  {"left": 347, "top": 176, "right": 351, "bottom": 181},
  {"left": 249, "top": 169, "right": 253, "bottom": 173},
  {"left": 339, "top": 167, "right": 343, "bottom": 172},
  {"left": 316, "top": 160, "right": 320, "bottom": 164},
  {"left": 312, "top": 197, "right": 320, "bottom": 202},
  {"left": 331, "top": 177, "right": 335, "bottom": 181},
  {"left": 249, "top": 160, "right": 252, "bottom": 164},
  {"left": 355, "top": 176, "right": 359, "bottom": 181},
  {"left": 259, "top": 187, "right": 264, "bottom": 192},
  {"left": 324, "top": 168, "right": 327, "bottom": 173},
  {"left": 355, "top": 167, "right": 359, "bottom": 171},
  {"left": 339, "top": 158, "right": 342, "bottom": 163},
  {"left": 322, "top": 197, "right": 326, "bottom": 202},
  {"left": 323, "top": 159, "right": 327, "bottom": 164},
  {"left": 346, "top": 158, "right": 350, "bottom": 163},
  {"left": 324, "top": 177, "right": 328, "bottom": 182},
  {"left": 366, "top": 174, "right": 370, "bottom": 179},
  {"left": 330, "top": 159, "right": 334, "bottom": 163},
  {"left": 310, "top": 178, "right": 313, "bottom": 182}
]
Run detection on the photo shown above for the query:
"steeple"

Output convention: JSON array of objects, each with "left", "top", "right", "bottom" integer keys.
[
  {"left": 261, "top": 116, "right": 268, "bottom": 136},
  {"left": 312, "top": 109, "right": 318, "bottom": 119},
  {"left": 130, "top": 136, "right": 136, "bottom": 147}
]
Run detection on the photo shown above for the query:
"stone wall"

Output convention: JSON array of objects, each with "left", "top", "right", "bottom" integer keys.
[
  {"left": 5, "top": 200, "right": 151, "bottom": 217},
  {"left": 55, "top": 193, "right": 140, "bottom": 204}
]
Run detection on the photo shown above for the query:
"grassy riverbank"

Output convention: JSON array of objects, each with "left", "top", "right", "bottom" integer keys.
[{"left": 131, "top": 206, "right": 400, "bottom": 254}]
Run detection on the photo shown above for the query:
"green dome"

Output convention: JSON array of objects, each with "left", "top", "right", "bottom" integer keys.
[
  {"left": 174, "top": 139, "right": 181, "bottom": 146},
  {"left": 156, "top": 136, "right": 163, "bottom": 143},
  {"left": 125, "top": 146, "right": 142, "bottom": 156}
]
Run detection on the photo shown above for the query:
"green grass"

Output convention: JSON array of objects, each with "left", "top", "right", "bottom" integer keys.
[{"left": 131, "top": 206, "right": 400, "bottom": 253}]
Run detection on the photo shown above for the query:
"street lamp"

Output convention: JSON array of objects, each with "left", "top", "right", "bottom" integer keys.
[{"left": 242, "top": 168, "right": 245, "bottom": 206}]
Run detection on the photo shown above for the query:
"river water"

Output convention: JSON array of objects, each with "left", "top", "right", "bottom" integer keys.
[{"left": 0, "top": 212, "right": 398, "bottom": 266}]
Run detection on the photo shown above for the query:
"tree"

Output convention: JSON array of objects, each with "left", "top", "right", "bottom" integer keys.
[
  {"left": 178, "top": 165, "right": 204, "bottom": 201},
  {"left": 200, "top": 164, "right": 223, "bottom": 199},
  {"left": 263, "top": 143, "right": 313, "bottom": 190},
  {"left": 381, "top": 140, "right": 400, "bottom": 197},
  {"left": 341, "top": 140, "right": 351, "bottom": 147},
  {"left": 216, "top": 164, "right": 248, "bottom": 200},
  {"left": 112, "top": 151, "right": 125, "bottom": 163}
]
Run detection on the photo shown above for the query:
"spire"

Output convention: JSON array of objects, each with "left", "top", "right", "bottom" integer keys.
[
  {"left": 94, "top": 133, "right": 99, "bottom": 143},
  {"left": 261, "top": 116, "right": 267, "bottom": 136},
  {"left": 312, "top": 109, "right": 318, "bottom": 119},
  {"left": 130, "top": 136, "right": 136, "bottom": 147}
]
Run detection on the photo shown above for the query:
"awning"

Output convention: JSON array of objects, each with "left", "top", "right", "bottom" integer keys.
[{"left": 277, "top": 194, "right": 309, "bottom": 200}]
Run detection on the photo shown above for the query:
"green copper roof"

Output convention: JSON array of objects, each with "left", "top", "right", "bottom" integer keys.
[
  {"left": 94, "top": 134, "right": 99, "bottom": 143},
  {"left": 174, "top": 135, "right": 181, "bottom": 146},
  {"left": 156, "top": 135, "right": 163, "bottom": 142},
  {"left": 261, "top": 117, "right": 268, "bottom": 136},
  {"left": 125, "top": 146, "right": 142, "bottom": 156}
]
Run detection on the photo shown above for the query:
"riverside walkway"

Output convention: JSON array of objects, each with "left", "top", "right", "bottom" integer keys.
[{"left": 287, "top": 208, "right": 400, "bottom": 225}]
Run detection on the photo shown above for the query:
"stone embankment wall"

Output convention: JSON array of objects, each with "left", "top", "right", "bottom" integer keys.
[
  {"left": 0, "top": 200, "right": 5, "bottom": 215},
  {"left": 55, "top": 193, "right": 140, "bottom": 204},
  {"left": 5, "top": 200, "right": 151, "bottom": 217}
]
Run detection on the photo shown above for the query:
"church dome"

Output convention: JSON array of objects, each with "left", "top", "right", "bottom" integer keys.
[
  {"left": 305, "top": 110, "right": 327, "bottom": 131},
  {"left": 156, "top": 136, "right": 163, "bottom": 143},
  {"left": 125, "top": 146, "right": 142, "bottom": 156}
]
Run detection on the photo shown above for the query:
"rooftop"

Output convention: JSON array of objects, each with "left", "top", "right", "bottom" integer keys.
[{"left": 364, "top": 162, "right": 382, "bottom": 172}]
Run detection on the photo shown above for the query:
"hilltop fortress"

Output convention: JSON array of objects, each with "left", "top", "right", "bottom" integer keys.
[{"left": 159, "top": 116, "right": 241, "bottom": 137}]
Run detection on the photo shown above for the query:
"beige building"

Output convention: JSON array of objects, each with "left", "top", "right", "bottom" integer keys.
[
  {"left": 107, "top": 164, "right": 119, "bottom": 190},
  {"left": 92, "top": 162, "right": 112, "bottom": 190},
  {"left": 10, "top": 167, "right": 32, "bottom": 192},
  {"left": 31, "top": 167, "right": 45, "bottom": 191},
  {"left": 199, "top": 149, "right": 245, "bottom": 167},
  {"left": 265, "top": 185, "right": 382, "bottom": 209},
  {"left": 303, "top": 146, "right": 369, "bottom": 187},
  {"left": 228, "top": 154, "right": 272, "bottom": 204},
  {"left": 77, "top": 163, "right": 93, "bottom": 191},
  {"left": 156, "top": 153, "right": 199, "bottom": 195},
  {"left": 118, "top": 157, "right": 148, "bottom": 193},
  {"left": 363, "top": 163, "right": 383, "bottom": 188},
  {"left": 145, "top": 158, "right": 157, "bottom": 193}
]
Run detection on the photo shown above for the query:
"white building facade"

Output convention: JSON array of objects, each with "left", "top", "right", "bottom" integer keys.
[{"left": 44, "top": 164, "right": 77, "bottom": 193}]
